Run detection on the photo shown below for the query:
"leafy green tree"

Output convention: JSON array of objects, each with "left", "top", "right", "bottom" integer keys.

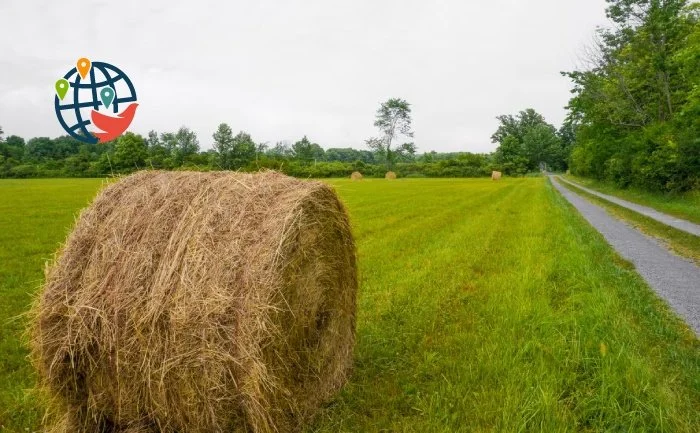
[
  {"left": 256, "top": 142, "right": 269, "bottom": 162},
  {"left": 368, "top": 98, "right": 414, "bottom": 170},
  {"left": 25, "top": 137, "right": 54, "bottom": 161},
  {"left": 143, "top": 130, "right": 169, "bottom": 168},
  {"left": 563, "top": 0, "right": 699, "bottom": 191},
  {"left": 393, "top": 142, "right": 418, "bottom": 162},
  {"left": 494, "top": 136, "right": 528, "bottom": 175},
  {"left": 0, "top": 135, "right": 25, "bottom": 161},
  {"left": 173, "top": 127, "right": 199, "bottom": 166},
  {"left": 159, "top": 132, "right": 177, "bottom": 154},
  {"left": 366, "top": 137, "right": 387, "bottom": 165},
  {"left": 325, "top": 148, "right": 359, "bottom": 162},
  {"left": 231, "top": 131, "right": 256, "bottom": 169},
  {"left": 64, "top": 145, "right": 94, "bottom": 176},
  {"left": 52, "top": 136, "right": 82, "bottom": 159},
  {"left": 557, "top": 119, "right": 578, "bottom": 166},
  {"left": 522, "top": 124, "right": 562, "bottom": 171},
  {"left": 292, "top": 136, "right": 325, "bottom": 164},
  {"left": 212, "top": 123, "right": 236, "bottom": 169},
  {"left": 266, "top": 141, "right": 293, "bottom": 159},
  {"left": 491, "top": 109, "right": 547, "bottom": 144},
  {"left": 492, "top": 108, "right": 561, "bottom": 173},
  {"left": 421, "top": 151, "right": 438, "bottom": 163},
  {"left": 145, "top": 130, "right": 159, "bottom": 148},
  {"left": 113, "top": 132, "right": 147, "bottom": 170}
]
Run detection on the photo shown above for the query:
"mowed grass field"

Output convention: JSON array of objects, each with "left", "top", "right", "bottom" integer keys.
[{"left": 1, "top": 177, "right": 699, "bottom": 432}]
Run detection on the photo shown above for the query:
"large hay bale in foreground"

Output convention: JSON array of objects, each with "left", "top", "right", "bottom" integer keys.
[
  {"left": 350, "top": 171, "right": 363, "bottom": 180},
  {"left": 385, "top": 171, "right": 397, "bottom": 180},
  {"left": 31, "top": 171, "right": 357, "bottom": 433}
]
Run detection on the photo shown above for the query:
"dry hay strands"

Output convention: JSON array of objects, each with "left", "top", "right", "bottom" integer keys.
[
  {"left": 350, "top": 171, "right": 363, "bottom": 180},
  {"left": 31, "top": 170, "right": 357, "bottom": 433},
  {"left": 384, "top": 171, "right": 397, "bottom": 180},
  {"left": 491, "top": 171, "right": 502, "bottom": 180}
]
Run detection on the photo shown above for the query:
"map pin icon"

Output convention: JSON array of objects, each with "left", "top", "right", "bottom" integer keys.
[
  {"left": 77, "top": 58, "right": 91, "bottom": 79},
  {"left": 100, "top": 87, "right": 115, "bottom": 109},
  {"left": 55, "top": 79, "right": 69, "bottom": 100}
]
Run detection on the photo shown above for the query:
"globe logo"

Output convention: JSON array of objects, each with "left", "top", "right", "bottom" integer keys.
[{"left": 54, "top": 58, "right": 138, "bottom": 144}]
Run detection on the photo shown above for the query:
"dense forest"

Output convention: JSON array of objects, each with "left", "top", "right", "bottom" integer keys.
[{"left": 1, "top": 0, "right": 698, "bottom": 189}]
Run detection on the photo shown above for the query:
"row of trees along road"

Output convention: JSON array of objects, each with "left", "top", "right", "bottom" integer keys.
[{"left": 563, "top": 0, "right": 700, "bottom": 192}]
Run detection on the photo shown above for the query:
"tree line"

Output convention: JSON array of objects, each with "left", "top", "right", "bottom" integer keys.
[
  {"left": 0, "top": 124, "right": 498, "bottom": 179},
  {"left": 562, "top": 0, "right": 699, "bottom": 192},
  {"left": 0, "top": 98, "right": 511, "bottom": 179},
  {"left": 486, "top": 0, "right": 699, "bottom": 192},
  {"left": 4, "top": 0, "right": 697, "bottom": 189}
]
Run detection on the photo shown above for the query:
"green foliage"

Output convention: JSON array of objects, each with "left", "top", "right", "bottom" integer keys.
[
  {"left": 113, "top": 132, "right": 147, "bottom": 171},
  {"left": 325, "top": 147, "right": 375, "bottom": 164},
  {"left": 368, "top": 98, "right": 414, "bottom": 170},
  {"left": 1, "top": 135, "right": 24, "bottom": 158},
  {"left": 212, "top": 123, "right": 235, "bottom": 169},
  {"left": 0, "top": 117, "right": 503, "bottom": 179},
  {"left": 492, "top": 109, "right": 567, "bottom": 174},
  {"left": 173, "top": 127, "right": 200, "bottom": 166},
  {"left": 230, "top": 131, "right": 257, "bottom": 169},
  {"left": 25, "top": 137, "right": 56, "bottom": 161},
  {"left": 0, "top": 127, "right": 502, "bottom": 179},
  {"left": 292, "top": 136, "right": 325, "bottom": 164},
  {"left": 144, "top": 130, "right": 171, "bottom": 169},
  {"left": 564, "top": 0, "right": 699, "bottom": 192}
]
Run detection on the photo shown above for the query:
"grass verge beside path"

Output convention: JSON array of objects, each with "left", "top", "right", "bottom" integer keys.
[
  {"left": 564, "top": 174, "right": 700, "bottom": 224},
  {"left": 556, "top": 177, "right": 700, "bottom": 265}
]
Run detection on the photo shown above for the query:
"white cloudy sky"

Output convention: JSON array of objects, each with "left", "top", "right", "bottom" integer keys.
[{"left": 0, "top": 0, "right": 608, "bottom": 153}]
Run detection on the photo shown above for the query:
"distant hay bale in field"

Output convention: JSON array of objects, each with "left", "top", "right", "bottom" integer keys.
[
  {"left": 31, "top": 170, "right": 357, "bottom": 433},
  {"left": 350, "top": 171, "right": 363, "bottom": 180},
  {"left": 491, "top": 171, "right": 502, "bottom": 180},
  {"left": 385, "top": 171, "right": 397, "bottom": 180}
]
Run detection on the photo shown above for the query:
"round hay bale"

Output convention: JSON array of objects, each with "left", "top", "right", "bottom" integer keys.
[
  {"left": 31, "top": 171, "right": 357, "bottom": 433},
  {"left": 385, "top": 171, "right": 397, "bottom": 180},
  {"left": 350, "top": 171, "right": 363, "bottom": 180}
]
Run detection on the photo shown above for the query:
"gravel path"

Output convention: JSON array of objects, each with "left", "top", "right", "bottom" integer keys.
[
  {"left": 557, "top": 176, "right": 700, "bottom": 236},
  {"left": 550, "top": 176, "right": 700, "bottom": 335}
]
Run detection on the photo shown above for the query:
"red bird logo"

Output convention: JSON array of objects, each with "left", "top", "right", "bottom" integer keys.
[{"left": 91, "top": 103, "right": 139, "bottom": 143}]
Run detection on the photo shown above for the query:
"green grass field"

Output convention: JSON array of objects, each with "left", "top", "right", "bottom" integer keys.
[
  {"left": 564, "top": 175, "right": 700, "bottom": 224},
  {"left": 1, "top": 178, "right": 699, "bottom": 432}
]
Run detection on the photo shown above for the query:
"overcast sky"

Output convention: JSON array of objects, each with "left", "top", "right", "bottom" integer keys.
[{"left": 0, "top": 0, "right": 609, "bottom": 153}]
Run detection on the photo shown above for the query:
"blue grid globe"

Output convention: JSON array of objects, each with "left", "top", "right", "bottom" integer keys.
[{"left": 54, "top": 61, "right": 137, "bottom": 144}]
